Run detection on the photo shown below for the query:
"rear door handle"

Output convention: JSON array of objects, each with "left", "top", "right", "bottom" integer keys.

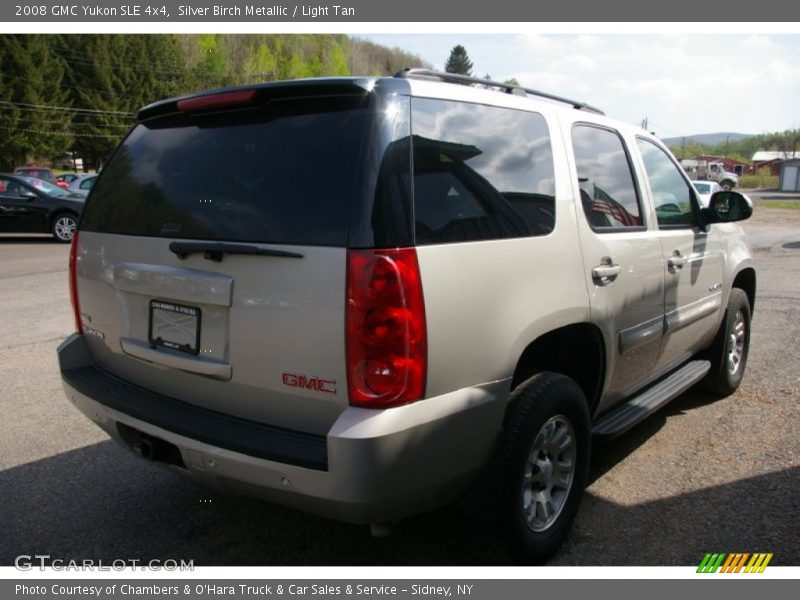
[
  {"left": 668, "top": 251, "right": 687, "bottom": 273},
  {"left": 592, "top": 257, "right": 621, "bottom": 285}
]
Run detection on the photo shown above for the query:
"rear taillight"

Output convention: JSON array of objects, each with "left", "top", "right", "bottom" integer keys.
[
  {"left": 69, "top": 232, "right": 83, "bottom": 335},
  {"left": 346, "top": 248, "right": 427, "bottom": 408}
]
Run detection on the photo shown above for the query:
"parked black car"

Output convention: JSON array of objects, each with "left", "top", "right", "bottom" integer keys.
[{"left": 0, "top": 173, "right": 85, "bottom": 242}]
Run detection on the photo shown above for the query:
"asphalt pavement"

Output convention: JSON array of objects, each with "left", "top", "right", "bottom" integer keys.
[{"left": 0, "top": 208, "right": 798, "bottom": 566}]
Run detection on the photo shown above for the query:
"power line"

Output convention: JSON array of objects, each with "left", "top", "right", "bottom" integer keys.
[
  {"left": 52, "top": 49, "right": 190, "bottom": 77},
  {"left": 0, "top": 48, "right": 191, "bottom": 78},
  {"left": 0, "top": 125, "right": 123, "bottom": 139},
  {"left": 0, "top": 113, "right": 130, "bottom": 129},
  {"left": 0, "top": 71, "right": 133, "bottom": 101},
  {"left": 0, "top": 105, "right": 131, "bottom": 121},
  {"left": 0, "top": 105, "right": 133, "bottom": 121},
  {"left": 0, "top": 100, "right": 133, "bottom": 117}
]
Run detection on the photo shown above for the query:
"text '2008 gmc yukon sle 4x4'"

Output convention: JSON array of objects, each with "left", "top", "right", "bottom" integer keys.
[{"left": 58, "top": 69, "right": 756, "bottom": 564}]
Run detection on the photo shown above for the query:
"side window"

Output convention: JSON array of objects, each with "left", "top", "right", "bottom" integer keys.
[
  {"left": 410, "top": 98, "right": 556, "bottom": 245},
  {"left": 636, "top": 138, "right": 697, "bottom": 228},
  {"left": 80, "top": 178, "right": 95, "bottom": 190},
  {"left": 0, "top": 177, "right": 25, "bottom": 197},
  {"left": 571, "top": 124, "right": 643, "bottom": 230}
]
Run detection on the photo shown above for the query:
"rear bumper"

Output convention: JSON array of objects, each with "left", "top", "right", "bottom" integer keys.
[{"left": 58, "top": 334, "right": 510, "bottom": 524}]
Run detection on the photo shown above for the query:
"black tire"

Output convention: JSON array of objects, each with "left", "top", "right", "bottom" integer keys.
[
  {"left": 720, "top": 180, "right": 734, "bottom": 191},
  {"left": 51, "top": 212, "right": 77, "bottom": 243},
  {"left": 500, "top": 372, "right": 591, "bottom": 564},
  {"left": 702, "top": 288, "right": 751, "bottom": 396}
]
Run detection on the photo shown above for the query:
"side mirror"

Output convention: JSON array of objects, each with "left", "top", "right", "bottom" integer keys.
[
  {"left": 22, "top": 190, "right": 38, "bottom": 201},
  {"left": 701, "top": 191, "right": 753, "bottom": 224}
]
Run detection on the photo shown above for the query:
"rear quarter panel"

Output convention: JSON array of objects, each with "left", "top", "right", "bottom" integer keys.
[{"left": 416, "top": 106, "right": 590, "bottom": 397}]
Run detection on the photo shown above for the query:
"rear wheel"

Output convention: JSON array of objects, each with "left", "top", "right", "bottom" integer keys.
[
  {"left": 703, "top": 288, "right": 751, "bottom": 396},
  {"left": 720, "top": 180, "right": 734, "bottom": 191},
  {"left": 500, "top": 372, "right": 591, "bottom": 564},
  {"left": 51, "top": 213, "right": 77, "bottom": 243}
]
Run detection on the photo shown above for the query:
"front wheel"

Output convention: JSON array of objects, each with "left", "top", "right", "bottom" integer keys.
[
  {"left": 500, "top": 372, "right": 591, "bottom": 564},
  {"left": 703, "top": 288, "right": 751, "bottom": 396},
  {"left": 51, "top": 213, "right": 77, "bottom": 243},
  {"left": 720, "top": 180, "right": 735, "bottom": 191}
]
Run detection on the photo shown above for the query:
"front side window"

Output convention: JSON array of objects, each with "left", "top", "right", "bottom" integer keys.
[
  {"left": 410, "top": 98, "right": 556, "bottom": 245},
  {"left": 571, "top": 124, "right": 643, "bottom": 230},
  {"left": 637, "top": 138, "right": 697, "bottom": 228}
]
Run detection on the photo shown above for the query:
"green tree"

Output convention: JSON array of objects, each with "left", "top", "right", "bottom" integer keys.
[
  {"left": 323, "top": 38, "right": 350, "bottom": 76},
  {"left": 444, "top": 44, "right": 473, "bottom": 76},
  {"left": 0, "top": 35, "right": 72, "bottom": 169},
  {"left": 0, "top": 33, "right": 440, "bottom": 171},
  {"left": 243, "top": 43, "right": 278, "bottom": 82},
  {"left": 193, "top": 34, "right": 227, "bottom": 87},
  {"left": 0, "top": 44, "right": 22, "bottom": 170},
  {"left": 58, "top": 35, "right": 191, "bottom": 169},
  {"left": 59, "top": 36, "right": 138, "bottom": 169}
]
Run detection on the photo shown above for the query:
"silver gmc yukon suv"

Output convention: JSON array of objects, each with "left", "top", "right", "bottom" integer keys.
[{"left": 58, "top": 69, "right": 756, "bottom": 563}]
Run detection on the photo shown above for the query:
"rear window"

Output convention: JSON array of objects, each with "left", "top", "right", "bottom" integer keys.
[
  {"left": 18, "top": 169, "right": 53, "bottom": 182},
  {"left": 81, "top": 97, "right": 372, "bottom": 246}
]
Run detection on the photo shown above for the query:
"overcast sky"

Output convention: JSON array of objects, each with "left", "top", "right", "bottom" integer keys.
[{"left": 364, "top": 34, "right": 800, "bottom": 137}]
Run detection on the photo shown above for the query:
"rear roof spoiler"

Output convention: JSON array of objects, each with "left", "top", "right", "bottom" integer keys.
[{"left": 136, "top": 78, "right": 386, "bottom": 122}]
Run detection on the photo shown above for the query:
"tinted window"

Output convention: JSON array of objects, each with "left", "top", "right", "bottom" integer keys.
[
  {"left": 19, "top": 176, "right": 69, "bottom": 197},
  {"left": 410, "top": 98, "right": 555, "bottom": 245},
  {"left": 17, "top": 169, "right": 54, "bottom": 183},
  {"left": 0, "top": 176, "right": 28, "bottom": 197},
  {"left": 637, "top": 138, "right": 696, "bottom": 228},
  {"left": 82, "top": 97, "right": 371, "bottom": 246},
  {"left": 693, "top": 182, "right": 711, "bottom": 194},
  {"left": 572, "top": 125, "right": 643, "bottom": 230}
]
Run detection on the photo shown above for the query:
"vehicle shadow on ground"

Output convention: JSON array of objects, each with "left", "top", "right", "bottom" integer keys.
[
  {"left": 1, "top": 414, "right": 797, "bottom": 566},
  {"left": 587, "top": 388, "right": 723, "bottom": 485},
  {"left": 557, "top": 465, "right": 799, "bottom": 565}
]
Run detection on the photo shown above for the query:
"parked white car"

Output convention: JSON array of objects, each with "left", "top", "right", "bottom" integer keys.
[{"left": 692, "top": 180, "right": 723, "bottom": 207}]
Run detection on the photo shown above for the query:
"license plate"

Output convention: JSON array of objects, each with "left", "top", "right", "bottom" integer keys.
[{"left": 149, "top": 300, "right": 200, "bottom": 355}]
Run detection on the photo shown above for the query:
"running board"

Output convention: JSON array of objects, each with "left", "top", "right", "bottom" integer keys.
[{"left": 592, "top": 360, "right": 711, "bottom": 441}]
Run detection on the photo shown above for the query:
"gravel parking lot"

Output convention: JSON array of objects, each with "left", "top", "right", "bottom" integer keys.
[{"left": 1, "top": 197, "right": 798, "bottom": 566}]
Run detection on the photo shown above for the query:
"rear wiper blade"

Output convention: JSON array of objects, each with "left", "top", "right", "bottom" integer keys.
[{"left": 169, "top": 241, "right": 304, "bottom": 262}]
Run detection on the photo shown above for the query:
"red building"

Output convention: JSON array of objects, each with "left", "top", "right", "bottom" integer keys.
[
  {"left": 752, "top": 151, "right": 800, "bottom": 176},
  {"left": 692, "top": 155, "right": 751, "bottom": 175}
]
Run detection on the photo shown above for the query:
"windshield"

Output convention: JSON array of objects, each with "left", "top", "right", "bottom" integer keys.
[
  {"left": 693, "top": 183, "right": 711, "bottom": 194},
  {"left": 17, "top": 169, "right": 53, "bottom": 181},
  {"left": 20, "top": 176, "right": 71, "bottom": 197}
]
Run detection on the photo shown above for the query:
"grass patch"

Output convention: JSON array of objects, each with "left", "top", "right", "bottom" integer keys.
[
  {"left": 739, "top": 174, "right": 779, "bottom": 189},
  {"left": 760, "top": 200, "right": 800, "bottom": 210}
]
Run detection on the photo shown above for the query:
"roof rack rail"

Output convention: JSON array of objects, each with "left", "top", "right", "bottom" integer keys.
[{"left": 394, "top": 68, "right": 605, "bottom": 116}]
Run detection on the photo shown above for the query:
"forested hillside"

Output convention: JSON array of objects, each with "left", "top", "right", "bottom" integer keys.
[
  {"left": 667, "top": 130, "right": 800, "bottom": 163},
  {"left": 0, "top": 34, "right": 427, "bottom": 170}
]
